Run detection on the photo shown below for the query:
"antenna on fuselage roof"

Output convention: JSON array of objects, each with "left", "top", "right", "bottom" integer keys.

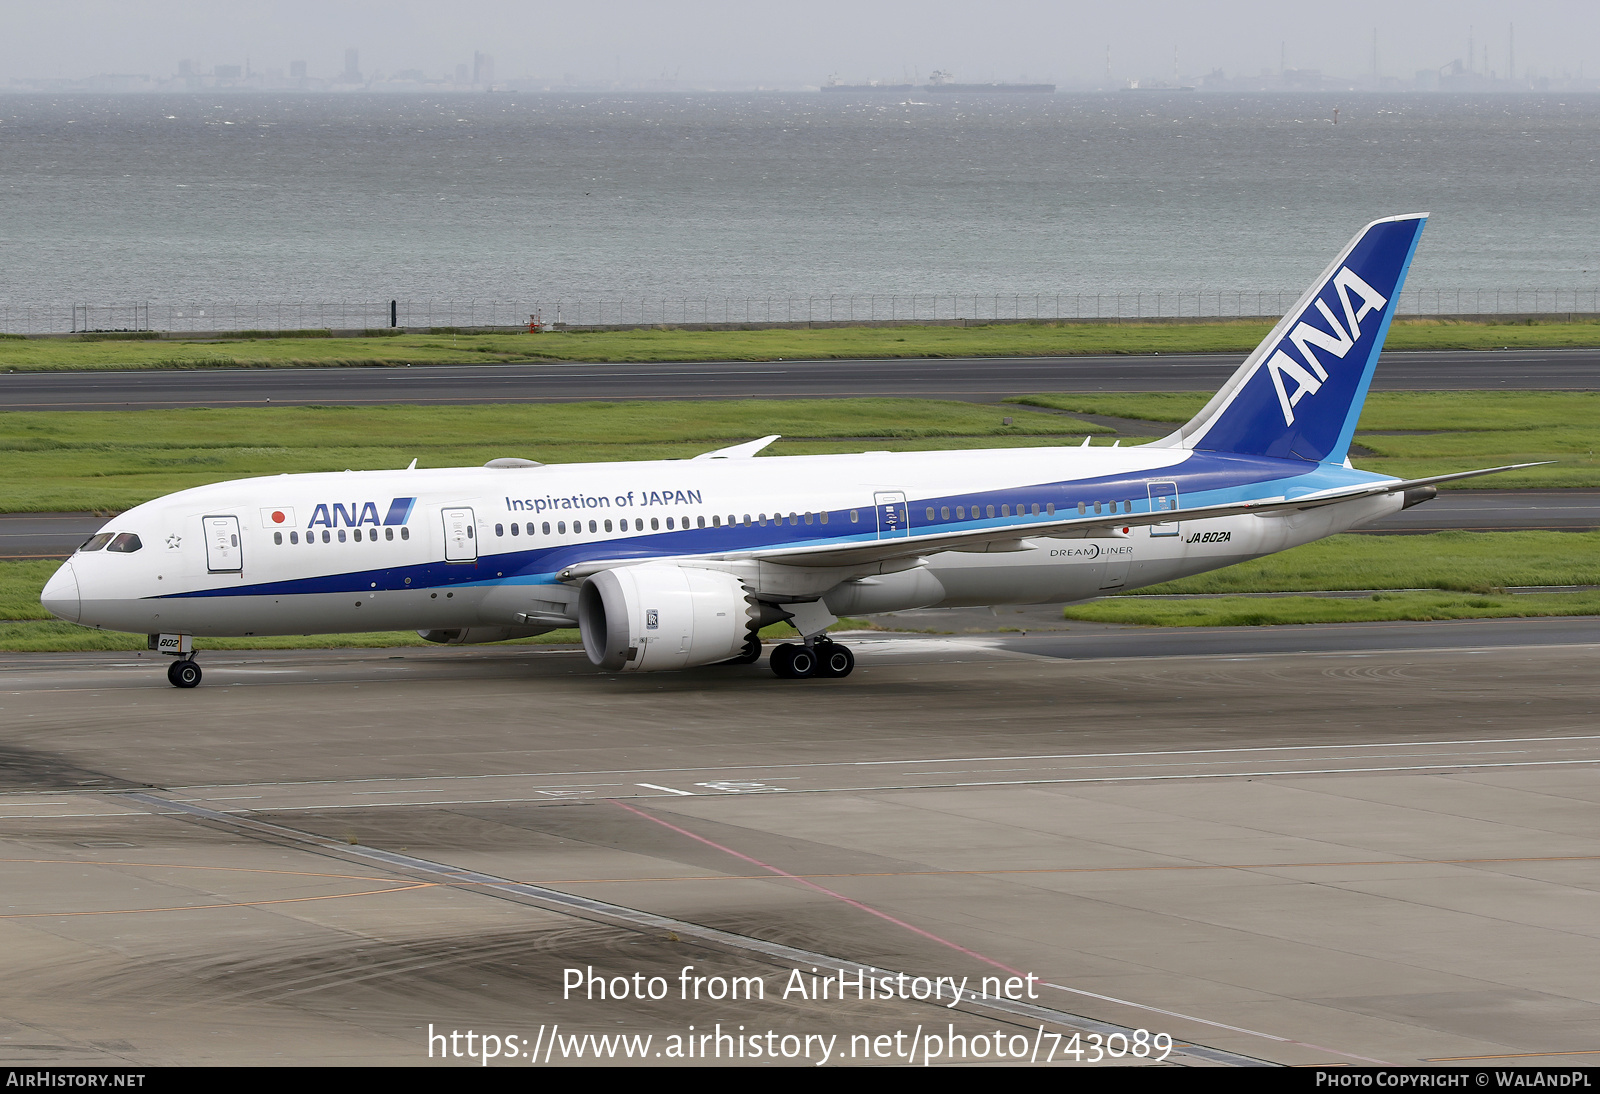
[{"left": 405, "top": 458, "right": 417, "bottom": 470}]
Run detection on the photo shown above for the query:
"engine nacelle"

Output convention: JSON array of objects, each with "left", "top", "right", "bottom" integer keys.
[{"left": 578, "top": 564, "right": 758, "bottom": 671}]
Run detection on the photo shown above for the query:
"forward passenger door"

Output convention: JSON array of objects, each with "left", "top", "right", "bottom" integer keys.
[
  {"left": 442, "top": 507, "right": 477, "bottom": 562},
  {"left": 203, "top": 515, "right": 243, "bottom": 573}
]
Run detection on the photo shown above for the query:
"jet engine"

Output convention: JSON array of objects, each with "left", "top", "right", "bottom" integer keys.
[{"left": 578, "top": 564, "right": 759, "bottom": 671}]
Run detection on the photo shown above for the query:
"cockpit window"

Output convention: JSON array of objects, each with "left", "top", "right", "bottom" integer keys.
[
  {"left": 78, "top": 533, "right": 114, "bottom": 553},
  {"left": 106, "top": 533, "right": 143, "bottom": 554}
]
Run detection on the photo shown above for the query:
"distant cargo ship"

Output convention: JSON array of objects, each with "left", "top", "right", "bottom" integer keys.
[{"left": 822, "top": 71, "right": 1054, "bottom": 93}]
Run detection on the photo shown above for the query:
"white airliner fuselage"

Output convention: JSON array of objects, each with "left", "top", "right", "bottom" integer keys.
[
  {"left": 40, "top": 214, "right": 1525, "bottom": 685},
  {"left": 42, "top": 446, "right": 1405, "bottom": 640}
]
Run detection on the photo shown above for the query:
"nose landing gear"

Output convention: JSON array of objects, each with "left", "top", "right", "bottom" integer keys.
[{"left": 166, "top": 658, "right": 202, "bottom": 689}]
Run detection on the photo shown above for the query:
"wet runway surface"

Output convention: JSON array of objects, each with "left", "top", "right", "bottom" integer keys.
[
  {"left": 3, "top": 620, "right": 1599, "bottom": 1066},
  {"left": 3, "top": 346, "right": 1598, "bottom": 411}
]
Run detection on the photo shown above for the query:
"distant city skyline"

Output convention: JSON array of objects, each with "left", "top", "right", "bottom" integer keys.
[{"left": 2, "top": 1, "right": 1597, "bottom": 91}]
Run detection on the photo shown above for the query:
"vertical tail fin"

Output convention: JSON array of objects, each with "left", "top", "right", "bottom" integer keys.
[{"left": 1157, "top": 214, "right": 1427, "bottom": 464}]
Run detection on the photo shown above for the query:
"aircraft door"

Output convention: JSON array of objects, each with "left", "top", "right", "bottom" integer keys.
[
  {"left": 1147, "top": 481, "right": 1180, "bottom": 537},
  {"left": 442, "top": 507, "right": 477, "bottom": 562},
  {"left": 874, "top": 491, "right": 910, "bottom": 539},
  {"left": 203, "top": 515, "right": 243, "bottom": 573}
]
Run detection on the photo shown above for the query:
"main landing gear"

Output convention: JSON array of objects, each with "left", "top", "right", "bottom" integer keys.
[
  {"left": 770, "top": 636, "right": 854, "bottom": 679},
  {"left": 166, "top": 657, "right": 202, "bottom": 689}
]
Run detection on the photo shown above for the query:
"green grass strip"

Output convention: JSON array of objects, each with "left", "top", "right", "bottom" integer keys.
[
  {"left": 1062, "top": 590, "right": 1600, "bottom": 628},
  {"left": 4, "top": 316, "right": 1600, "bottom": 371},
  {"left": 5, "top": 390, "right": 1599, "bottom": 513},
  {"left": 1133, "top": 531, "right": 1600, "bottom": 594},
  {"left": 1010, "top": 391, "right": 1600, "bottom": 489}
]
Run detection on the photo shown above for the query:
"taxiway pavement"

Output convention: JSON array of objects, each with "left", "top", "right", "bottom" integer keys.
[
  {"left": 2, "top": 618, "right": 1598, "bottom": 1066},
  {"left": 3, "top": 347, "right": 1597, "bottom": 411}
]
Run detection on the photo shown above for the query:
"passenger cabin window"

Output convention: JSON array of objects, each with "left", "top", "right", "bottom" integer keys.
[
  {"left": 542, "top": 522, "right": 550, "bottom": 535},
  {"left": 291, "top": 531, "right": 300, "bottom": 544},
  {"left": 274, "top": 531, "right": 282, "bottom": 545},
  {"left": 850, "top": 510, "right": 859, "bottom": 523},
  {"left": 384, "top": 528, "right": 393, "bottom": 541},
  {"left": 106, "top": 533, "right": 142, "bottom": 553},
  {"left": 78, "top": 533, "right": 113, "bottom": 553},
  {"left": 401, "top": 527, "right": 410, "bottom": 540}
]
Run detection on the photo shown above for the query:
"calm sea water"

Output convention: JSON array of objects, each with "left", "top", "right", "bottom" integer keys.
[{"left": 1, "top": 92, "right": 1597, "bottom": 307}]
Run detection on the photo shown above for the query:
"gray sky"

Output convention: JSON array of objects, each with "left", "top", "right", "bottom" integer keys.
[{"left": 4, "top": 0, "right": 1597, "bottom": 85}]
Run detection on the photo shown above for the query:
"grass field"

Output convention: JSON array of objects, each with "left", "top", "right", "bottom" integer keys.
[
  {"left": 1012, "top": 391, "right": 1600, "bottom": 488},
  {"left": 1057, "top": 529, "right": 1600, "bottom": 626},
  {"left": 1123, "top": 530, "right": 1600, "bottom": 593},
  {"left": 3, "top": 391, "right": 1595, "bottom": 511},
  {"left": 4, "top": 316, "right": 1600, "bottom": 371},
  {"left": 0, "top": 398, "right": 1096, "bottom": 512},
  {"left": 1060, "top": 590, "right": 1600, "bottom": 628}
]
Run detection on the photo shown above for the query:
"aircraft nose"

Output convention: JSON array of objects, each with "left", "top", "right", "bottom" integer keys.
[{"left": 40, "top": 561, "right": 80, "bottom": 623}]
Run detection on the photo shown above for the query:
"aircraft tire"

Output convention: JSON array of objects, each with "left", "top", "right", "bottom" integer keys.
[
  {"left": 727, "top": 634, "right": 763, "bottom": 665},
  {"left": 786, "top": 644, "right": 818, "bottom": 678},
  {"left": 771, "top": 643, "right": 818, "bottom": 679},
  {"left": 770, "top": 643, "right": 795, "bottom": 677},
  {"left": 816, "top": 643, "right": 854, "bottom": 678},
  {"left": 168, "top": 659, "right": 202, "bottom": 689}
]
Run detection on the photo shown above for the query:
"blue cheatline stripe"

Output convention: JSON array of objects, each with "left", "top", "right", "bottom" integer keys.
[{"left": 155, "top": 452, "right": 1393, "bottom": 601}]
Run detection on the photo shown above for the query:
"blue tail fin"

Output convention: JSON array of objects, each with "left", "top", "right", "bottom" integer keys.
[{"left": 1162, "top": 214, "right": 1427, "bottom": 464}]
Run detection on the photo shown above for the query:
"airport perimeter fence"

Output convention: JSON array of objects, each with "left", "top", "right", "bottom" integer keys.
[{"left": 5, "top": 287, "right": 1600, "bottom": 335}]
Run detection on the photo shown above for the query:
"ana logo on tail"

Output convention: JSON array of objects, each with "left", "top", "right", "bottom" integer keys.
[{"left": 1267, "top": 267, "right": 1388, "bottom": 425}]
